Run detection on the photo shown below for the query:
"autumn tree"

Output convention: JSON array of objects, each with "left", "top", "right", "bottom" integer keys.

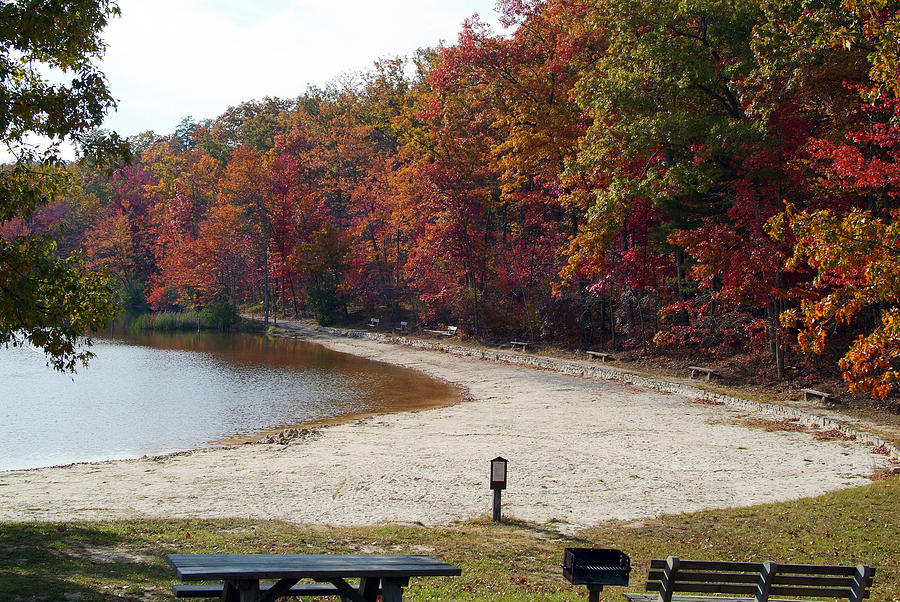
[
  {"left": 319, "top": 61, "right": 412, "bottom": 318},
  {"left": 568, "top": 0, "right": 824, "bottom": 370},
  {"left": 83, "top": 210, "right": 136, "bottom": 290},
  {"left": 401, "top": 58, "right": 500, "bottom": 334},
  {"left": 427, "top": 2, "right": 605, "bottom": 342},
  {"left": 764, "top": 0, "right": 900, "bottom": 398},
  {"left": 0, "top": 0, "right": 128, "bottom": 371},
  {"left": 218, "top": 145, "right": 273, "bottom": 321},
  {"left": 150, "top": 202, "right": 251, "bottom": 325},
  {"left": 209, "top": 98, "right": 294, "bottom": 153}
]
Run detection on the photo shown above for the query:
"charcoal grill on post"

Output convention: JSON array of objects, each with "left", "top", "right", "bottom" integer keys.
[{"left": 562, "top": 548, "right": 630, "bottom": 602}]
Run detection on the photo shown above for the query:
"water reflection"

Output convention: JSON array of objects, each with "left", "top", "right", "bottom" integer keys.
[{"left": 0, "top": 331, "right": 456, "bottom": 471}]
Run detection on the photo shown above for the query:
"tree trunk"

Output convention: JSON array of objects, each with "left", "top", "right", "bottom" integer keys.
[
  {"left": 286, "top": 272, "right": 299, "bottom": 318},
  {"left": 263, "top": 247, "right": 270, "bottom": 326},
  {"left": 609, "top": 283, "right": 616, "bottom": 348},
  {"left": 767, "top": 302, "right": 784, "bottom": 380},
  {"left": 675, "top": 247, "right": 688, "bottom": 326},
  {"left": 523, "top": 292, "right": 534, "bottom": 342},
  {"left": 469, "top": 274, "right": 480, "bottom": 336},
  {"left": 638, "top": 295, "right": 646, "bottom": 352},
  {"left": 776, "top": 333, "right": 785, "bottom": 380}
]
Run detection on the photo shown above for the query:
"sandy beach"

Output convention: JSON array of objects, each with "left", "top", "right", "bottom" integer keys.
[{"left": 0, "top": 324, "right": 894, "bottom": 533}]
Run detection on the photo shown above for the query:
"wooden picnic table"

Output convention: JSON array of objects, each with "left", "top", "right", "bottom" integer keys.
[
  {"left": 586, "top": 351, "right": 614, "bottom": 362},
  {"left": 167, "top": 553, "right": 461, "bottom": 602},
  {"left": 801, "top": 387, "right": 834, "bottom": 402},
  {"left": 688, "top": 365, "right": 720, "bottom": 381}
]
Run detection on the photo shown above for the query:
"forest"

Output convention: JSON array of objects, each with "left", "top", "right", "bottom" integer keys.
[{"left": 4, "top": 0, "right": 900, "bottom": 402}]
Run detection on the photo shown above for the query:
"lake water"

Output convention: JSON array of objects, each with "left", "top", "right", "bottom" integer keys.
[{"left": 0, "top": 330, "right": 456, "bottom": 471}]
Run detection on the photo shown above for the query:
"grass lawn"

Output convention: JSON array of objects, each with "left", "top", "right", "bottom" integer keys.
[{"left": 1, "top": 476, "right": 898, "bottom": 601}]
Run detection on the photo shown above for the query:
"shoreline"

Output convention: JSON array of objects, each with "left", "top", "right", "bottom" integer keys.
[
  {"left": 0, "top": 330, "right": 464, "bottom": 473},
  {"left": 0, "top": 322, "right": 896, "bottom": 533},
  {"left": 215, "top": 376, "right": 466, "bottom": 448}
]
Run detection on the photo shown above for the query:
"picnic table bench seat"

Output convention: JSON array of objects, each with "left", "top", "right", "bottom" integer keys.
[
  {"left": 624, "top": 557, "right": 875, "bottom": 602},
  {"left": 174, "top": 582, "right": 360, "bottom": 598},
  {"left": 801, "top": 388, "right": 834, "bottom": 402},
  {"left": 688, "top": 366, "right": 720, "bottom": 381},
  {"left": 509, "top": 340, "right": 529, "bottom": 351}
]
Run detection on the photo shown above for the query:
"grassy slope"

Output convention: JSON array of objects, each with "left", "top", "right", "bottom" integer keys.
[{"left": 1, "top": 476, "right": 898, "bottom": 601}]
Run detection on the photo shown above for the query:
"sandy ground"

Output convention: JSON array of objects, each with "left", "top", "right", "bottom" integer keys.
[{"left": 0, "top": 325, "right": 893, "bottom": 533}]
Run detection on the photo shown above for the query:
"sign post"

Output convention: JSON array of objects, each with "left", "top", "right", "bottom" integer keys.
[{"left": 490, "top": 456, "right": 508, "bottom": 523}]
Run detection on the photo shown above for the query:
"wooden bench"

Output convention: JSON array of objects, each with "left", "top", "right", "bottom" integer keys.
[
  {"left": 624, "top": 557, "right": 875, "bottom": 602},
  {"left": 175, "top": 582, "right": 363, "bottom": 598},
  {"left": 424, "top": 325, "right": 458, "bottom": 336},
  {"left": 689, "top": 366, "right": 720, "bottom": 381},
  {"left": 393, "top": 321, "right": 408, "bottom": 332},
  {"left": 587, "top": 351, "right": 614, "bottom": 362},
  {"left": 801, "top": 388, "right": 834, "bottom": 402},
  {"left": 510, "top": 340, "right": 529, "bottom": 352},
  {"left": 367, "top": 318, "right": 380, "bottom": 329}
]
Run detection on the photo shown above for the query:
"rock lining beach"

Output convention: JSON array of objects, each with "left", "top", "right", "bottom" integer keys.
[{"left": 0, "top": 324, "right": 893, "bottom": 533}]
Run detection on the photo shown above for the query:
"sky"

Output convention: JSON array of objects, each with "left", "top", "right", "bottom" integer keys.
[{"left": 99, "top": 0, "right": 505, "bottom": 138}]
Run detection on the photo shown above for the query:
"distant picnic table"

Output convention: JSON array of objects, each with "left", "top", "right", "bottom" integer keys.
[
  {"left": 424, "top": 325, "right": 457, "bottom": 337},
  {"left": 801, "top": 388, "right": 834, "bottom": 402},
  {"left": 688, "top": 366, "right": 720, "bottom": 381}
]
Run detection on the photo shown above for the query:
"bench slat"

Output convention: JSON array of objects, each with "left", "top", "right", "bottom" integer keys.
[
  {"left": 774, "top": 576, "right": 862, "bottom": 587},
  {"left": 650, "top": 560, "right": 763, "bottom": 572},
  {"left": 775, "top": 564, "right": 871, "bottom": 577},
  {"left": 630, "top": 596, "right": 857, "bottom": 602},
  {"left": 648, "top": 560, "right": 871, "bottom": 577},
  {"left": 770, "top": 586, "right": 868, "bottom": 599},
  {"left": 646, "top": 582, "right": 869, "bottom": 599},
  {"left": 627, "top": 595, "right": 752, "bottom": 602},
  {"left": 649, "top": 572, "right": 862, "bottom": 588},
  {"left": 649, "top": 571, "right": 760, "bottom": 584},
  {"left": 648, "top": 582, "right": 759, "bottom": 596}
]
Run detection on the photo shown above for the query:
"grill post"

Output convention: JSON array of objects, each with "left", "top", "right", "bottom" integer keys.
[{"left": 588, "top": 585, "right": 602, "bottom": 602}]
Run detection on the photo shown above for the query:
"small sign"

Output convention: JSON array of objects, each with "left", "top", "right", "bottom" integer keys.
[{"left": 490, "top": 456, "right": 507, "bottom": 490}]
